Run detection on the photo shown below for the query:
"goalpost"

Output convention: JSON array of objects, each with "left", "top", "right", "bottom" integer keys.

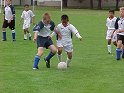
[
  {"left": 33, "top": 0, "right": 63, "bottom": 11},
  {"left": 0, "top": 0, "right": 6, "bottom": 13}
]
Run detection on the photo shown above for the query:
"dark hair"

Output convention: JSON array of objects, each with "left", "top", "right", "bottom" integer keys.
[
  {"left": 24, "top": 4, "right": 29, "bottom": 7},
  {"left": 109, "top": 10, "right": 115, "bottom": 14},
  {"left": 61, "top": 14, "right": 69, "bottom": 21}
]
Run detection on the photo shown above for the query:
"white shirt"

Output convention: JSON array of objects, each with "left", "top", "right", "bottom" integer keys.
[
  {"left": 117, "top": 17, "right": 124, "bottom": 35},
  {"left": 106, "top": 17, "right": 117, "bottom": 30},
  {"left": 56, "top": 23, "right": 78, "bottom": 45},
  {"left": 21, "top": 10, "right": 35, "bottom": 24},
  {"left": 4, "top": 5, "right": 13, "bottom": 20}
]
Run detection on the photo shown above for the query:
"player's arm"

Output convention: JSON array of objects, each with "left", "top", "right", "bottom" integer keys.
[
  {"left": 70, "top": 25, "right": 82, "bottom": 41},
  {"left": 9, "top": 6, "right": 15, "bottom": 23},
  {"left": 33, "top": 21, "right": 44, "bottom": 42},
  {"left": 31, "top": 11, "right": 35, "bottom": 25}
]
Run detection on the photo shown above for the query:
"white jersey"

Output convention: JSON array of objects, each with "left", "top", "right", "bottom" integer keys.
[
  {"left": 56, "top": 23, "right": 78, "bottom": 46},
  {"left": 21, "top": 10, "right": 35, "bottom": 25},
  {"left": 117, "top": 17, "right": 124, "bottom": 35},
  {"left": 106, "top": 17, "right": 117, "bottom": 30}
]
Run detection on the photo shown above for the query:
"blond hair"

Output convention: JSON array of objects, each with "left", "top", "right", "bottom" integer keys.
[
  {"left": 120, "top": 7, "right": 124, "bottom": 10},
  {"left": 42, "top": 13, "right": 51, "bottom": 21}
]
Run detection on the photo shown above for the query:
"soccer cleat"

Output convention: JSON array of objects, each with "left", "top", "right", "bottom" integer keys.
[
  {"left": 29, "top": 36, "right": 32, "bottom": 40},
  {"left": 44, "top": 58, "right": 50, "bottom": 68},
  {"left": 12, "top": 39, "right": 16, "bottom": 41},
  {"left": 33, "top": 67, "right": 39, "bottom": 70},
  {"left": 24, "top": 39, "right": 27, "bottom": 40},
  {"left": 2, "top": 39, "right": 6, "bottom": 41}
]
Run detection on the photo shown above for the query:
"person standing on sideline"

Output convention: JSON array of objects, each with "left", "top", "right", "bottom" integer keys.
[{"left": 2, "top": 0, "right": 16, "bottom": 41}]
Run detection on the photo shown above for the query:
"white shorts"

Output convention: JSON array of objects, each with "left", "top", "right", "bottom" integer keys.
[
  {"left": 106, "top": 30, "right": 114, "bottom": 40},
  {"left": 23, "top": 23, "right": 30, "bottom": 30},
  {"left": 56, "top": 40, "right": 73, "bottom": 52},
  {"left": 112, "top": 31, "right": 117, "bottom": 42}
]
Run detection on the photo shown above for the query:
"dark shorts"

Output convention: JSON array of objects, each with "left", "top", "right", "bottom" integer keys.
[
  {"left": 2, "top": 20, "right": 15, "bottom": 30},
  {"left": 117, "top": 34, "right": 124, "bottom": 45},
  {"left": 37, "top": 36, "right": 53, "bottom": 49}
]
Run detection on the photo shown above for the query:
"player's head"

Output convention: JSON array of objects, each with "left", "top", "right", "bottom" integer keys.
[
  {"left": 120, "top": 7, "right": 124, "bottom": 18},
  {"left": 108, "top": 10, "right": 115, "bottom": 18},
  {"left": 24, "top": 4, "right": 29, "bottom": 11},
  {"left": 61, "top": 14, "right": 69, "bottom": 27},
  {"left": 42, "top": 13, "right": 51, "bottom": 24},
  {"left": 6, "top": 0, "right": 12, "bottom": 5}
]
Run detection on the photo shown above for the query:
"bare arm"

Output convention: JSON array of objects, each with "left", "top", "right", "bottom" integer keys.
[{"left": 33, "top": 31, "right": 38, "bottom": 43}]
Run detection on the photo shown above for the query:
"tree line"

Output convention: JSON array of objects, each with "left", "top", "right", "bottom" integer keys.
[{"left": 63, "top": 0, "right": 124, "bottom": 10}]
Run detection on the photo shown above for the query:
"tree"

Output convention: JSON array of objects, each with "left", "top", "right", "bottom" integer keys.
[
  {"left": 90, "top": 0, "right": 93, "bottom": 9},
  {"left": 63, "top": 0, "right": 68, "bottom": 7},
  {"left": 97, "top": 0, "right": 102, "bottom": 9}
]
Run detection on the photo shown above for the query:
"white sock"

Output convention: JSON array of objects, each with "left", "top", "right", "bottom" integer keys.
[
  {"left": 28, "top": 33, "right": 31, "bottom": 37},
  {"left": 58, "top": 54, "right": 62, "bottom": 62},
  {"left": 107, "top": 45, "right": 111, "bottom": 53},
  {"left": 24, "top": 34, "right": 27, "bottom": 39},
  {"left": 66, "top": 57, "right": 71, "bottom": 67}
]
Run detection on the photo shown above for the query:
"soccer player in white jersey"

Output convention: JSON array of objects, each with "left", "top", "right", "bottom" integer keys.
[
  {"left": 2, "top": 0, "right": 16, "bottom": 41},
  {"left": 55, "top": 15, "right": 82, "bottom": 67},
  {"left": 32, "top": 13, "right": 61, "bottom": 69},
  {"left": 20, "top": 4, "right": 35, "bottom": 40},
  {"left": 115, "top": 7, "right": 124, "bottom": 60},
  {"left": 106, "top": 10, "right": 117, "bottom": 54}
]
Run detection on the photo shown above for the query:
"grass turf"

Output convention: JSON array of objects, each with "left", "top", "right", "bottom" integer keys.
[{"left": 0, "top": 7, "right": 124, "bottom": 93}]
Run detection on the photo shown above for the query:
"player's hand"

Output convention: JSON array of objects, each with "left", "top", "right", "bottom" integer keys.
[
  {"left": 33, "top": 38, "right": 37, "bottom": 43},
  {"left": 116, "top": 30, "right": 122, "bottom": 33},
  {"left": 58, "top": 33, "right": 62, "bottom": 40},
  {"left": 8, "top": 20, "right": 11, "bottom": 23},
  {"left": 79, "top": 37, "right": 82, "bottom": 41}
]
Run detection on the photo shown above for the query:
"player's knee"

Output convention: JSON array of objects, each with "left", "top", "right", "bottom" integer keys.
[{"left": 52, "top": 48, "right": 57, "bottom": 54}]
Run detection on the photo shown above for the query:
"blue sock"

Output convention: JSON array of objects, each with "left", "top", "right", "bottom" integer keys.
[
  {"left": 46, "top": 52, "right": 55, "bottom": 61},
  {"left": 33, "top": 55, "right": 40, "bottom": 68},
  {"left": 12, "top": 30, "right": 15, "bottom": 40},
  {"left": 2, "top": 31, "right": 6, "bottom": 40},
  {"left": 116, "top": 48, "right": 122, "bottom": 60}
]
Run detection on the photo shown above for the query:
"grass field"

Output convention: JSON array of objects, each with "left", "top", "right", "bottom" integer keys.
[{"left": 0, "top": 7, "right": 124, "bottom": 93}]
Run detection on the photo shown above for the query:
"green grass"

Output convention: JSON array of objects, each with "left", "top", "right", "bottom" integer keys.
[{"left": 0, "top": 7, "right": 124, "bottom": 93}]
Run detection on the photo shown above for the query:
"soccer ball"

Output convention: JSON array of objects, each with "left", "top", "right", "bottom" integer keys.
[{"left": 57, "top": 62, "right": 67, "bottom": 70}]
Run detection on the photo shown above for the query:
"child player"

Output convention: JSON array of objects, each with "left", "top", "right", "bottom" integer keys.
[
  {"left": 115, "top": 7, "right": 124, "bottom": 60},
  {"left": 33, "top": 13, "right": 61, "bottom": 69},
  {"left": 51, "top": 15, "right": 82, "bottom": 67},
  {"left": 20, "top": 4, "right": 35, "bottom": 40},
  {"left": 2, "top": 0, "right": 16, "bottom": 41},
  {"left": 106, "top": 10, "right": 117, "bottom": 54}
]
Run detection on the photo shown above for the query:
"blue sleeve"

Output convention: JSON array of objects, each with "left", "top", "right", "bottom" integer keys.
[
  {"left": 10, "top": 5, "right": 15, "bottom": 15},
  {"left": 50, "top": 21, "right": 55, "bottom": 31},
  {"left": 33, "top": 21, "right": 44, "bottom": 32}
]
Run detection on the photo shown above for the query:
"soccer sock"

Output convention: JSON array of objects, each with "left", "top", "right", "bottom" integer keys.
[
  {"left": 107, "top": 45, "right": 111, "bottom": 53},
  {"left": 46, "top": 52, "right": 55, "bottom": 61},
  {"left": 2, "top": 31, "right": 6, "bottom": 40},
  {"left": 24, "top": 34, "right": 27, "bottom": 39},
  {"left": 11, "top": 30, "right": 15, "bottom": 40},
  {"left": 116, "top": 48, "right": 122, "bottom": 60},
  {"left": 58, "top": 54, "right": 62, "bottom": 62},
  {"left": 66, "top": 57, "right": 71, "bottom": 67},
  {"left": 28, "top": 33, "right": 31, "bottom": 37},
  {"left": 33, "top": 55, "right": 40, "bottom": 68}
]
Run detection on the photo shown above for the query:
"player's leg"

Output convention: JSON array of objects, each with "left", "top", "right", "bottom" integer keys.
[
  {"left": 112, "top": 32, "right": 117, "bottom": 46},
  {"left": 57, "top": 47, "right": 63, "bottom": 62},
  {"left": 33, "top": 47, "right": 44, "bottom": 69},
  {"left": 9, "top": 20, "right": 16, "bottom": 41},
  {"left": 26, "top": 27, "right": 32, "bottom": 40},
  {"left": 116, "top": 35, "right": 123, "bottom": 60},
  {"left": 45, "top": 44, "right": 57, "bottom": 68},
  {"left": 64, "top": 44, "right": 73, "bottom": 67},
  {"left": 2, "top": 20, "right": 8, "bottom": 41},
  {"left": 44, "top": 38, "right": 57, "bottom": 68},
  {"left": 106, "top": 30, "right": 112, "bottom": 54},
  {"left": 24, "top": 29, "right": 27, "bottom": 40},
  {"left": 66, "top": 52, "right": 72, "bottom": 67},
  {"left": 107, "top": 39, "right": 112, "bottom": 54}
]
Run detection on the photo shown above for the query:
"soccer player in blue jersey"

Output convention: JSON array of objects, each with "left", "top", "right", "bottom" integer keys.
[
  {"left": 33, "top": 13, "right": 61, "bottom": 69},
  {"left": 115, "top": 7, "right": 124, "bottom": 60},
  {"left": 2, "top": 0, "right": 16, "bottom": 41}
]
